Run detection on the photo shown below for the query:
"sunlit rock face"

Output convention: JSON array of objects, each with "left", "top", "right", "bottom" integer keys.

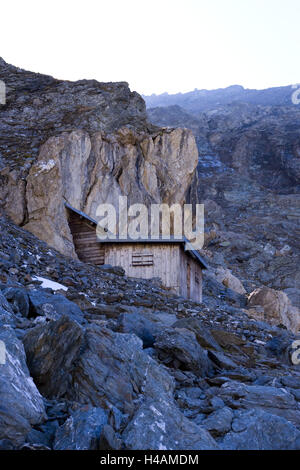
[
  {"left": 247, "top": 287, "right": 300, "bottom": 334},
  {"left": 0, "top": 58, "right": 198, "bottom": 257},
  {"left": 24, "top": 127, "right": 198, "bottom": 256}
]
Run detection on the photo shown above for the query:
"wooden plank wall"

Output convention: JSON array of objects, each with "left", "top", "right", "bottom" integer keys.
[
  {"left": 104, "top": 242, "right": 181, "bottom": 294},
  {"left": 178, "top": 246, "right": 203, "bottom": 303},
  {"left": 67, "top": 210, "right": 203, "bottom": 302},
  {"left": 67, "top": 210, "right": 105, "bottom": 265}
]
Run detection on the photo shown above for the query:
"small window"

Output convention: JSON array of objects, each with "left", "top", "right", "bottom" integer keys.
[
  {"left": 132, "top": 252, "right": 154, "bottom": 266},
  {"left": 195, "top": 273, "right": 200, "bottom": 285}
]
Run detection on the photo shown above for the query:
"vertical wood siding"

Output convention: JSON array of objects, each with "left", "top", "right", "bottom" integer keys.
[
  {"left": 104, "top": 242, "right": 203, "bottom": 302},
  {"left": 178, "top": 246, "right": 202, "bottom": 303},
  {"left": 67, "top": 210, "right": 105, "bottom": 265},
  {"left": 104, "top": 242, "right": 181, "bottom": 294},
  {"left": 67, "top": 208, "right": 203, "bottom": 302}
]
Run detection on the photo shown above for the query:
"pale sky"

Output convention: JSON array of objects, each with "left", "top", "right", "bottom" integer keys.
[{"left": 1, "top": 0, "right": 299, "bottom": 94}]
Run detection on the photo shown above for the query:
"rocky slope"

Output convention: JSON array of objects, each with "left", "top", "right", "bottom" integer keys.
[
  {"left": 147, "top": 101, "right": 300, "bottom": 331},
  {"left": 0, "top": 214, "right": 300, "bottom": 450},
  {"left": 0, "top": 60, "right": 300, "bottom": 450}
]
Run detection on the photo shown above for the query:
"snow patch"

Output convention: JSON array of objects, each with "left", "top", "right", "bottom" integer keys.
[{"left": 32, "top": 276, "right": 68, "bottom": 292}]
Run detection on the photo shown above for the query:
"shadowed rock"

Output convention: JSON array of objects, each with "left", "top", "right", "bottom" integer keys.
[
  {"left": 221, "top": 409, "right": 300, "bottom": 450},
  {"left": 154, "top": 327, "right": 211, "bottom": 376},
  {"left": 68, "top": 325, "right": 174, "bottom": 416},
  {"left": 0, "top": 327, "right": 46, "bottom": 446},
  {"left": 23, "top": 315, "right": 83, "bottom": 398},
  {"left": 53, "top": 407, "right": 108, "bottom": 450},
  {"left": 122, "top": 397, "right": 219, "bottom": 450}
]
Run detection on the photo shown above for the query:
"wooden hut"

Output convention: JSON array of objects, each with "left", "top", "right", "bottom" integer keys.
[{"left": 66, "top": 203, "right": 208, "bottom": 303}]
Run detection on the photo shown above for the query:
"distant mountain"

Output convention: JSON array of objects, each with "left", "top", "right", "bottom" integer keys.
[{"left": 143, "top": 84, "right": 296, "bottom": 112}]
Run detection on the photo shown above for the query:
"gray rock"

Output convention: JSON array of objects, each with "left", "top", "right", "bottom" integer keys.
[
  {"left": 53, "top": 407, "right": 108, "bottom": 450},
  {"left": 291, "top": 389, "right": 300, "bottom": 401},
  {"left": 280, "top": 376, "right": 300, "bottom": 389},
  {"left": 3, "top": 287, "right": 29, "bottom": 317},
  {"left": 26, "top": 428, "right": 53, "bottom": 448},
  {"left": 99, "top": 424, "right": 123, "bottom": 450},
  {"left": 99, "top": 265, "right": 125, "bottom": 276},
  {"left": 0, "top": 291, "right": 13, "bottom": 313},
  {"left": 210, "top": 396, "right": 226, "bottom": 410},
  {"left": 210, "top": 329, "right": 246, "bottom": 351},
  {"left": 202, "top": 407, "right": 233, "bottom": 436},
  {"left": 122, "top": 397, "right": 219, "bottom": 450},
  {"left": 221, "top": 409, "right": 300, "bottom": 450},
  {"left": 184, "top": 387, "right": 205, "bottom": 400},
  {"left": 0, "top": 326, "right": 45, "bottom": 446},
  {"left": 0, "top": 291, "right": 15, "bottom": 325},
  {"left": 0, "top": 439, "right": 15, "bottom": 450},
  {"left": 208, "top": 350, "right": 238, "bottom": 370},
  {"left": 175, "top": 390, "right": 211, "bottom": 414},
  {"left": 172, "top": 317, "right": 222, "bottom": 351},
  {"left": 28, "top": 289, "right": 84, "bottom": 323},
  {"left": 218, "top": 381, "right": 300, "bottom": 427},
  {"left": 154, "top": 327, "right": 211, "bottom": 376},
  {"left": 220, "top": 368, "right": 256, "bottom": 383},
  {"left": 115, "top": 312, "right": 160, "bottom": 348},
  {"left": 68, "top": 325, "right": 174, "bottom": 416},
  {"left": 155, "top": 312, "right": 178, "bottom": 327}
]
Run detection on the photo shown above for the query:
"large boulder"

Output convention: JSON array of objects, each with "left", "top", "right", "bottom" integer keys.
[
  {"left": 172, "top": 318, "right": 222, "bottom": 351},
  {"left": 217, "top": 381, "right": 300, "bottom": 427},
  {"left": 202, "top": 407, "right": 233, "bottom": 437},
  {"left": 2, "top": 287, "right": 29, "bottom": 317},
  {"left": 0, "top": 326, "right": 46, "bottom": 446},
  {"left": 23, "top": 315, "right": 83, "bottom": 398},
  {"left": 68, "top": 325, "right": 174, "bottom": 416},
  {"left": 248, "top": 286, "right": 300, "bottom": 333},
  {"left": 115, "top": 312, "right": 161, "bottom": 348},
  {"left": 23, "top": 317, "right": 174, "bottom": 417},
  {"left": 211, "top": 267, "right": 247, "bottom": 295},
  {"left": 122, "top": 397, "right": 219, "bottom": 450},
  {"left": 0, "top": 291, "right": 15, "bottom": 326}
]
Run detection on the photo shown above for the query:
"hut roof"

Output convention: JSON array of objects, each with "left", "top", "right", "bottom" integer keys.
[{"left": 65, "top": 202, "right": 208, "bottom": 269}]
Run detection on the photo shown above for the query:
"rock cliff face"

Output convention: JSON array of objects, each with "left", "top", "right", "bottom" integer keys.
[
  {"left": 0, "top": 59, "right": 198, "bottom": 256},
  {"left": 0, "top": 214, "right": 300, "bottom": 450},
  {"left": 23, "top": 127, "right": 197, "bottom": 257},
  {"left": 0, "top": 57, "right": 149, "bottom": 165}
]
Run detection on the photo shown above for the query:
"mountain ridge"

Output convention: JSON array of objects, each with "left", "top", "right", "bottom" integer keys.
[{"left": 143, "top": 83, "right": 298, "bottom": 112}]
